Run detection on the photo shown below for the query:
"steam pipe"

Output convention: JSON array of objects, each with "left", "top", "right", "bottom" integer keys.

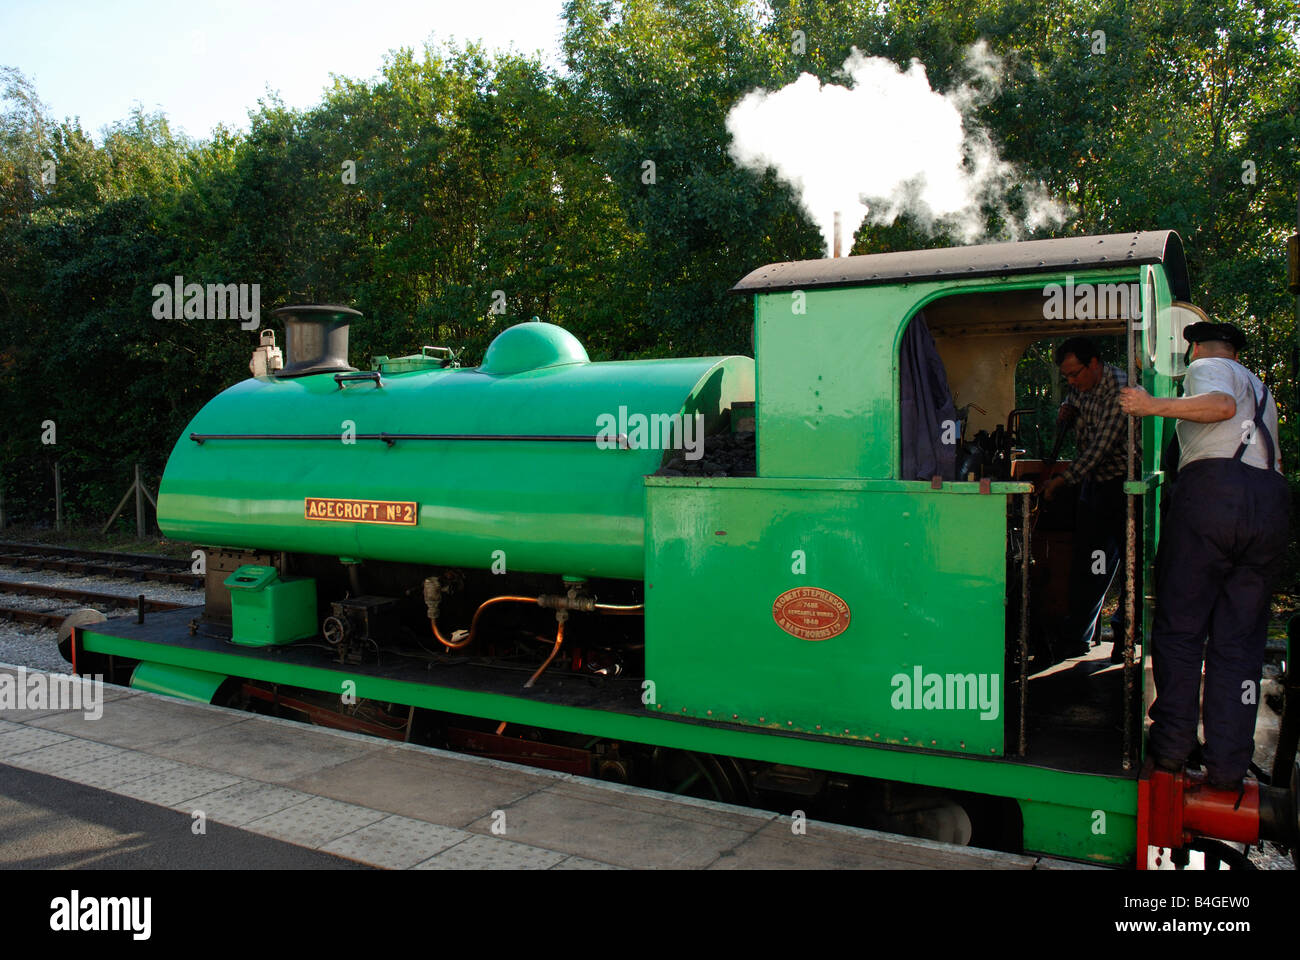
[
  {"left": 431, "top": 595, "right": 539, "bottom": 650},
  {"left": 593, "top": 603, "right": 645, "bottom": 615},
  {"left": 426, "top": 591, "right": 645, "bottom": 650},
  {"left": 524, "top": 621, "right": 565, "bottom": 689}
]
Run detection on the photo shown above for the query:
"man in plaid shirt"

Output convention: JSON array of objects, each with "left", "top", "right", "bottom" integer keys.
[{"left": 1039, "top": 336, "right": 1136, "bottom": 660}]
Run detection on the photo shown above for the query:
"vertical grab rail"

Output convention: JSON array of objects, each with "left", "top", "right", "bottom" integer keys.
[
  {"left": 1122, "top": 286, "right": 1141, "bottom": 771},
  {"left": 1018, "top": 491, "right": 1030, "bottom": 757}
]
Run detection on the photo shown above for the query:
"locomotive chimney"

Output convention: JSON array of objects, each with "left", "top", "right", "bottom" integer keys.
[
  {"left": 833, "top": 211, "right": 842, "bottom": 258},
  {"left": 272, "top": 305, "right": 361, "bottom": 378}
]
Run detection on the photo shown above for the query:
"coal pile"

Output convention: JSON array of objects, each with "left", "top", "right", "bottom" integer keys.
[{"left": 656, "top": 431, "right": 755, "bottom": 477}]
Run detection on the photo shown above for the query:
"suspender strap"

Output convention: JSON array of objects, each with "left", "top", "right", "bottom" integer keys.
[{"left": 1232, "top": 380, "right": 1276, "bottom": 469}]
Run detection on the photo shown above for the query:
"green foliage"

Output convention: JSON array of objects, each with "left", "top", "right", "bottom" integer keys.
[{"left": 1, "top": 0, "right": 1298, "bottom": 529}]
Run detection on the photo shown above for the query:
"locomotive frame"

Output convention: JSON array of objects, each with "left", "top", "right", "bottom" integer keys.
[{"left": 69, "top": 230, "right": 1299, "bottom": 868}]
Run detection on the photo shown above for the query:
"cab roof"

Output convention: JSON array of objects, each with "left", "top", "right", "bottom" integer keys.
[{"left": 732, "top": 230, "right": 1190, "bottom": 300}]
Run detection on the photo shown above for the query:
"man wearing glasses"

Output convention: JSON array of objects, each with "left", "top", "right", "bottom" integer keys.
[{"left": 1039, "top": 337, "right": 1133, "bottom": 660}]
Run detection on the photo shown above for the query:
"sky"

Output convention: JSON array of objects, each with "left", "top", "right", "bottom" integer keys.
[{"left": 0, "top": 0, "right": 571, "bottom": 141}]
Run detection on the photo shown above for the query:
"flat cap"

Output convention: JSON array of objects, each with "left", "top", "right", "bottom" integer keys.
[{"left": 1184, "top": 321, "right": 1246, "bottom": 351}]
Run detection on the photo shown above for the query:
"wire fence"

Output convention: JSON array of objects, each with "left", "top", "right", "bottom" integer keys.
[{"left": 0, "top": 461, "right": 159, "bottom": 538}]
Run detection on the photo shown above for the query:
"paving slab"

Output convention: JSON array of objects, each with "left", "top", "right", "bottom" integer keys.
[
  {"left": 413, "top": 834, "right": 567, "bottom": 870},
  {"left": 3, "top": 738, "right": 128, "bottom": 774},
  {"left": 146, "top": 716, "right": 382, "bottom": 783},
  {"left": 551, "top": 855, "right": 623, "bottom": 870},
  {"left": 320, "top": 814, "right": 471, "bottom": 869},
  {"left": 0, "top": 667, "right": 134, "bottom": 722},
  {"left": 464, "top": 777, "right": 762, "bottom": 869},
  {"left": 1034, "top": 856, "right": 1104, "bottom": 870},
  {"left": 711, "top": 819, "right": 1037, "bottom": 870},
  {"left": 284, "top": 746, "right": 556, "bottom": 828},
  {"left": 242, "top": 795, "right": 387, "bottom": 848},
  {"left": 49, "top": 751, "right": 189, "bottom": 790},
  {"left": 548, "top": 776, "right": 776, "bottom": 830},
  {"left": 0, "top": 724, "right": 72, "bottom": 758},
  {"left": 0, "top": 665, "right": 1066, "bottom": 871},
  {"left": 0, "top": 764, "right": 369, "bottom": 870},
  {"left": 28, "top": 689, "right": 244, "bottom": 748},
  {"left": 179, "top": 780, "right": 315, "bottom": 825},
  {"left": 113, "top": 765, "right": 244, "bottom": 807}
]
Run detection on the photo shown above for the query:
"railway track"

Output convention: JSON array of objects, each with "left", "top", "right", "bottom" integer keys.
[
  {"left": 0, "top": 581, "right": 188, "bottom": 628},
  {"left": 0, "top": 541, "right": 201, "bottom": 587}
]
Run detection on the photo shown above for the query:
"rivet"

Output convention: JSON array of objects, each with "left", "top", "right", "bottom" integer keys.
[
  {"left": 681, "top": 707, "right": 687, "bottom": 712},
  {"left": 732, "top": 714, "right": 738, "bottom": 719},
  {"left": 903, "top": 736, "right": 909, "bottom": 741},
  {"left": 815, "top": 724, "right": 821, "bottom": 730},
  {"left": 960, "top": 741, "right": 966, "bottom": 749},
  {"left": 787, "top": 721, "right": 793, "bottom": 726},
  {"left": 759, "top": 716, "right": 765, "bottom": 722},
  {"left": 931, "top": 739, "right": 936, "bottom": 745},
  {"left": 706, "top": 710, "right": 712, "bottom": 716}
]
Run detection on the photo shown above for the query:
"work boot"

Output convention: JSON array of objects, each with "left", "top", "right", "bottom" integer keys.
[
  {"left": 1152, "top": 754, "right": 1184, "bottom": 774},
  {"left": 1206, "top": 774, "right": 1247, "bottom": 811}
]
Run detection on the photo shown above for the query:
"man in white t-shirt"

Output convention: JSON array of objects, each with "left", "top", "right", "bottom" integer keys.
[{"left": 1119, "top": 319, "right": 1289, "bottom": 790}]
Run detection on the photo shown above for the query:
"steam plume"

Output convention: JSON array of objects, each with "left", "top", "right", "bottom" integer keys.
[{"left": 726, "top": 43, "right": 1068, "bottom": 254}]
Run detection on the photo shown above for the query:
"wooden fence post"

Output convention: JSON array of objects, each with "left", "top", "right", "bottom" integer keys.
[
  {"left": 135, "top": 463, "right": 145, "bottom": 539},
  {"left": 53, "top": 461, "right": 63, "bottom": 532},
  {"left": 102, "top": 464, "right": 159, "bottom": 538}
]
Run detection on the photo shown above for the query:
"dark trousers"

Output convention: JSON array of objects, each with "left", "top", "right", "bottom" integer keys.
[
  {"left": 1147, "top": 458, "right": 1290, "bottom": 783},
  {"left": 1063, "top": 476, "right": 1127, "bottom": 652}
]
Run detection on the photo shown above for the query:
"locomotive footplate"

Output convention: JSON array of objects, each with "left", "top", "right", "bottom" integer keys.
[
  {"left": 72, "top": 606, "right": 1149, "bottom": 865},
  {"left": 74, "top": 606, "right": 1137, "bottom": 771},
  {"left": 73, "top": 606, "right": 648, "bottom": 713}
]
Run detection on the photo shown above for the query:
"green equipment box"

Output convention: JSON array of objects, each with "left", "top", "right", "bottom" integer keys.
[{"left": 223, "top": 564, "right": 317, "bottom": 647}]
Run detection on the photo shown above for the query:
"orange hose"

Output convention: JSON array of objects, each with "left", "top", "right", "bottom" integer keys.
[
  {"left": 430, "top": 592, "right": 643, "bottom": 693},
  {"left": 524, "top": 620, "right": 565, "bottom": 689},
  {"left": 431, "top": 596, "right": 642, "bottom": 649},
  {"left": 431, "top": 595, "right": 539, "bottom": 650}
]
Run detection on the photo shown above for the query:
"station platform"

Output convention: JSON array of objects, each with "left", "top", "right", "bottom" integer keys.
[{"left": 0, "top": 663, "right": 1093, "bottom": 870}]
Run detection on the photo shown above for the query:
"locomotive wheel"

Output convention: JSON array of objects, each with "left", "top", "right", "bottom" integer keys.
[{"left": 650, "top": 748, "right": 750, "bottom": 805}]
